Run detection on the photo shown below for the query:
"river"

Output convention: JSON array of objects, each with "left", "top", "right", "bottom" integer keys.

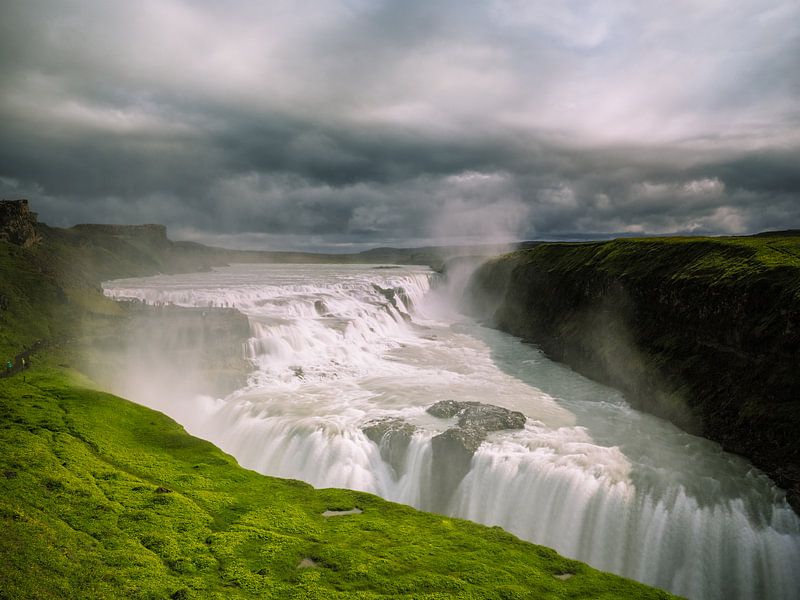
[{"left": 103, "top": 263, "right": 800, "bottom": 599}]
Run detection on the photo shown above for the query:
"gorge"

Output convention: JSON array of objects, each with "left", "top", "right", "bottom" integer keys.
[{"left": 99, "top": 259, "right": 800, "bottom": 600}]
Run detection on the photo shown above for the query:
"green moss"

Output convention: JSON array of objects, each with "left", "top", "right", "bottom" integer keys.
[{"left": 0, "top": 368, "right": 675, "bottom": 599}]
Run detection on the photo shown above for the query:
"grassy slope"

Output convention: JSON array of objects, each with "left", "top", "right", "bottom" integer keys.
[{"left": 0, "top": 234, "right": 675, "bottom": 599}]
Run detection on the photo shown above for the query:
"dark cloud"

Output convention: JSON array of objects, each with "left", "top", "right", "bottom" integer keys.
[{"left": 1, "top": 0, "right": 798, "bottom": 250}]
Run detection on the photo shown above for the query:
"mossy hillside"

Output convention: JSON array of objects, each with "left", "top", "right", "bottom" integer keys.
[
  {"left": 468, "top": 234, "right": 800, "bottom": 509},
  {"left": 0, "top": 366, "right": 675, "bottom": 599},
  {"left": 0, "top": 222, "right": 234, "bottom": 360},
  {"left": 500, "top": 235, "right": 800, "bottom": 283},
  {"left": 0, "top": 228, "right": 161, "bottom": 359}
]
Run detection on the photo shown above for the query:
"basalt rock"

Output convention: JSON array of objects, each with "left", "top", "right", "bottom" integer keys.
[
  {"left": 314, "top": 300, "right": 330, "bottom": 316},
  {"left": 0, "top": 199, "right": 41, "bottom": 248},
  {"left": 362, "top": 418, "right": 417, "bottom": 476},
  {"left": 427, "top": 400, "right": 526, "bottom": 431},
  {"left": 372, "top": 283, "right": 414, "bottom": 319},
  {"left": 427, "top": 400, "right": 526, "bottom": 512}
]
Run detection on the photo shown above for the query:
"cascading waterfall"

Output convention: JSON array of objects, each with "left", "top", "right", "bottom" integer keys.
[{"left": 104, "top": 263, "right": 800, "bottom": 600}]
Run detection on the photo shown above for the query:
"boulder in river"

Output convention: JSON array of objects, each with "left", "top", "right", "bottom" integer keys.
[
  {"left": 362, "top": 418, "right": 417, "bottom": 476},
  {"left": 427, "top": 400, "right": 527, "bottom": 512},
  {"left": 314, "top": 300, "right": 330, "bottom": 315},
  {"left": 372, "top": 283, "right": 414, "bottom": 319},
  {"left": 427, "top": 400, "right": 526, "bottom": 431}
]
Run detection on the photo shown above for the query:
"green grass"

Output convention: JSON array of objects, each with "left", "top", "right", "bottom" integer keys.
[
  {"left": 0, "top": 365, "right": 674, "bottom": 599},
  {"left": 502, "top": 235, "right": 800, "bottom": 288},
  {"left": 0, "top": 231, "right": 678, "bottom": 598}
]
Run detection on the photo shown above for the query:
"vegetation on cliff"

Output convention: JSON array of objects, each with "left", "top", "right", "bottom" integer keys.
[
  {"left": 0, "top": 223, "right": 676, "bottom": 598},
  {"left": 467, "top": 235, "right": 800, "bottom": 511}
]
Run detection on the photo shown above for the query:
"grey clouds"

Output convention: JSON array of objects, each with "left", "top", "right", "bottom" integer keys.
[{"left": 1, "top": 0, "right": 798, "bottom": 250}]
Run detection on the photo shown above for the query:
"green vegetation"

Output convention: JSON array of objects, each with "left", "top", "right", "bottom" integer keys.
[
  {"left": 0, "top": 366, "right": 674, "bottom": 599},
  {"left": 0, "top": 229, "right": 676, "bottom": 598},
  {"left": 499, "top": 235, "right": 800, "bottom": 285}
]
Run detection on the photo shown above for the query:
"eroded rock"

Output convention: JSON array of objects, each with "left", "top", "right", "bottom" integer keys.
[
  {"left": 372, "top": 283, "right": 414, "bottom": 318},
  {"left": 314, "top": 300, "right": 329, "bottom": 315},
  {"left": 427, "top": 400, "right": 526, "bottom": 431},
  {"left": 362, "top": 418, "right": 417, "bottom": 476},
  {"left": 427, "top": 401, "right": 526, "bottom": 512}
]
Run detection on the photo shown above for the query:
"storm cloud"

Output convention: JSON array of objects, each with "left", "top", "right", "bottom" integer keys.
[{"left": 1, "top": 0, "right": 798, "bottom": 250}]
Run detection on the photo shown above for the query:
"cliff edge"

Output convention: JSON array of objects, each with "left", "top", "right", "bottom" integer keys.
[{"left": 467, "top": 236, "right": 800, "bottom": 511}]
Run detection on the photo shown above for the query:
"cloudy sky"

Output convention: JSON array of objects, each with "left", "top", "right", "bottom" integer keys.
[{"left": 1, "top": 1, "right": 798, "bottom": 250}]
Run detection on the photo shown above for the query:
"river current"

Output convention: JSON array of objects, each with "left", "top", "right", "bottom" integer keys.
[{"left": 103, "top": 263, "right": 800, "bottom": 600}]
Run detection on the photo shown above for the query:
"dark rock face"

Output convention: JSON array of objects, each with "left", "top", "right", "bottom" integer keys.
[
  {"left": 314, "top": 300, "right": 330, "bottom": 316},
  {"left": 429, "top": 427, "right": 485, "bottom": 511},
  {"left": 466, "top": 240, "right": 800, "bottom": 512},
  {"left": 428, "top": 400, "right": 526, "bottom": 431},
  {"left": 0, "top": 199, "right": 41, "bottom": 248},
  {"left": 427, "top": 401, "right": 526, "bottom": 512},
  {"left": 362, "top": 402, "right": 527, "bottom": 513},
  {"left": 362, "top": 418, "right": 417, "bottom": 476},
  {"left": 426, "top": 400, "right": 463, "bottom": 418},
  {"left": 372, "top": 284, "right": 413, "bottom": 320}
]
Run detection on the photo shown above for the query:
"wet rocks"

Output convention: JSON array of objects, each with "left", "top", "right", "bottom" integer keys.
[
  {"left": 427, "top": 400, "right": 526, "bottom": 431},
  {"left": 363, "top": 403, "right": 527, "bottom": 513},
  {"left": 426, "top": 400, "right": 463, "bottom": 419},
  {"left": 314, "top": 300, "right": 330, "bottom": 316},
  {"left": 427, "top": 400, "right": 526, "bottom": 512},
  {"left": 362, "top": 418, "right": 417, "bottom": 476},
  {"left": 429, "top": 426, "right": 485, "bottom": 510},
  {"left": 372, "top": 283, "right": 413, "bottom": 320},
  {"left": 0, "top": 199, "right": 41, "bottom": 247}
]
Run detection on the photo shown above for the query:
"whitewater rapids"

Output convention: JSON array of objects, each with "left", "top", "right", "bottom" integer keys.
[{"left": 103, "top": 263, "right": 800, "bottom": 600}]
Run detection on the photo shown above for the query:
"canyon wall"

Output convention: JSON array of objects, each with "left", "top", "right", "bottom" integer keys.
[{"left": 466, "top": 237, "right": 800, "bottom": 510}]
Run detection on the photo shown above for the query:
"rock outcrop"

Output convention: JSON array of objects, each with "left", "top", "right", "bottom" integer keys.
[
  {"left": 362, "top": 418, "right": 417, "bottom": 476},
  {"left": 427, "top": 400, "right": 526, "bottom": 512},
  {"left": 362, "top": 402, "right": 527, "bottom": 512},
  {"left": 0, "top": 199, "right": 41, "bottom": 247},
  {"left": 428, "top": 400, "right": 527, "bottom": 430},
  {"left": 372, "top": 283, "right": 414, "bottom": 319}
]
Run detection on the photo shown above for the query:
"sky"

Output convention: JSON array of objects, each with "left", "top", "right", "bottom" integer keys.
[{"left": 1, "top": 0, "right": 799, "bottom": 251}]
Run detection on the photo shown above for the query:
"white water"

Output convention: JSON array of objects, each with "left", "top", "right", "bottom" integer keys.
[{"left": 103, "top": 263, "right": 800, "bottom": 599}]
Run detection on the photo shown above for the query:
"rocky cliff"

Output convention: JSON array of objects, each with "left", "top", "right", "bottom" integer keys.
[
  {"left": 466, "top": 237, "right": 800, "bottom": 511},
  {"left": 0, "top": 199, "right": 41, "bottom": 247}
]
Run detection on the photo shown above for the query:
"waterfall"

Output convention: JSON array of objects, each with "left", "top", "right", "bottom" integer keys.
[{"left": 104, "top": 263, "right": 800, "bottom": 600}]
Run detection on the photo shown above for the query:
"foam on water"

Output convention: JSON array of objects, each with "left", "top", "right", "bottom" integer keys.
[{"left": 104, "top": 263, "right": 800, "bottom": 600}]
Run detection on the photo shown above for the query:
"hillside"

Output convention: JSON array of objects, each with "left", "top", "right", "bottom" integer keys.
[
  {"left": 0, "top": 223, "right": 675, "bottom": 598},
  {"left": 466, "top": 235, "right": 800, "bottom": 511}
]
